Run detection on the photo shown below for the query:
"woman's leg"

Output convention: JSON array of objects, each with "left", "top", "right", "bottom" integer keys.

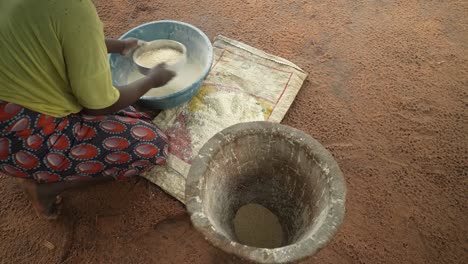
[{"left": 0, "top": 102, "right": 168, "bottom": 219}]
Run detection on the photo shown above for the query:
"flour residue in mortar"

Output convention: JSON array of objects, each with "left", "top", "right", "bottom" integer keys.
[
  {"left": 186, "top": 90, "right": 264, "bottom": 156},
  {"left": 233, "top": 203, "right": 284, "bottom": 248},
  {"left": 127, "top": 62, "right": 204, "bottom": 97}
]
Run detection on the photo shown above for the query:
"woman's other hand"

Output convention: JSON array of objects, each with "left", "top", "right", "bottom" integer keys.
[
  {"left": 121, "top": 38, "right": 146, "bottom": 56},
  {"left": 105, "top": 38, "right": 145, "bottom": 56},
  {"left": 146, "top": 63, "right": 176, "bottom": 87}
]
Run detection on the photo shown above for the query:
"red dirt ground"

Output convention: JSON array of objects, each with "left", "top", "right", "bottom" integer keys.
[{"left": 1, "top": 0, "right": 467, "bottom": 263}]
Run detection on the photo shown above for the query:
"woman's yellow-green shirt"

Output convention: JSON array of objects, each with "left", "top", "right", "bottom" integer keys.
[{"left": 0, "top": 0, "right": 119, "bottom": 117}]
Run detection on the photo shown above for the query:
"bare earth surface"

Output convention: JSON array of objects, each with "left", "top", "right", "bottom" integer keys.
[{"left": 1, "top": 0, "right": 467, "bottom": 263}]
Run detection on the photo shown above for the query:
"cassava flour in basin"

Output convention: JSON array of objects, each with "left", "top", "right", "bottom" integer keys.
[
  {"left": 135, "top": 48, "right": 183, "bottom": 68},
  {"left": 127, "top": 62, "right": 205, "bottom": 97}
]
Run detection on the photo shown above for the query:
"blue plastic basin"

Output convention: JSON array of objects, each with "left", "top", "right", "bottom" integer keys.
[{"left": 109, "top": 21, "right": 213, "bottom": 109}]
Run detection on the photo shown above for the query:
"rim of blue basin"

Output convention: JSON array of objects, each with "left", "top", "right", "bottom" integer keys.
[{"left": 117, "top": 20, "right": 213, "bottom": 102}]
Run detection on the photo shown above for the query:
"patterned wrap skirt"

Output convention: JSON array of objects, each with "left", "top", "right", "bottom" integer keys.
[{"left": 0, "top": 100, "right": 168, "bottom": 183}]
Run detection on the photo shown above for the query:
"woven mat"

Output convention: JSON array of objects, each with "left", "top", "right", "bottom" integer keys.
[{"left": 144, "top": 35, "right": 308, "bottom": 203}]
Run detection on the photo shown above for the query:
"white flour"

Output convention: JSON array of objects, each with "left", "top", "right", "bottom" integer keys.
[
  {"left": 135, "top": 48, "right": 182, "bottom": 68},
  {"left": 187, "top": 91, "right": 265, "bottom": 155}
]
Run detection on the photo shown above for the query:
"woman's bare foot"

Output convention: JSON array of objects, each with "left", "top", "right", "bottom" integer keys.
[
  {"left": 15, "top": 179, "right": 63, "bottom": 220},
  {"left": 14, "top": 175, "right": 113, "bottom": 220}
]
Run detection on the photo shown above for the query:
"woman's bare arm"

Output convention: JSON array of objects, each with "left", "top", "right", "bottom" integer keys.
[
  {"left": 105, "top": 38, "right": 125, "bottom": 54},
  {"left": 81, "top": 64, "right": 175, "bottom": 116},
  {"left": 105, "top": 38, "right": 140, "bottom": 55}
]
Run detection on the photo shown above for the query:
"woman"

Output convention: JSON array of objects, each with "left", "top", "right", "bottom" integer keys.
[{"left": 0, "top": 0, "right": 175, "bottom": 219}]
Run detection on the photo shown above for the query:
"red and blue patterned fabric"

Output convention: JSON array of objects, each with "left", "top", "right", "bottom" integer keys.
[{"left": 0, "top": 101, "right": 168, "bottom": 183}]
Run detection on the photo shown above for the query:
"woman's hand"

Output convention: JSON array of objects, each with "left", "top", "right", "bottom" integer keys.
[
  {"left": 146, "top": 63, "right": 176, "bottom": 87},
  {"left": 105, "top": 38, "right": 145, "bottom": 56},
  {"left": 121, "top": 38, "right": 146, "bottom": 56}
]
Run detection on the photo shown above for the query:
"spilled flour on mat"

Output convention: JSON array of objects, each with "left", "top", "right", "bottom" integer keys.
[{"left": 187, "top": 90, "right": 264, "bottom": 156}]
